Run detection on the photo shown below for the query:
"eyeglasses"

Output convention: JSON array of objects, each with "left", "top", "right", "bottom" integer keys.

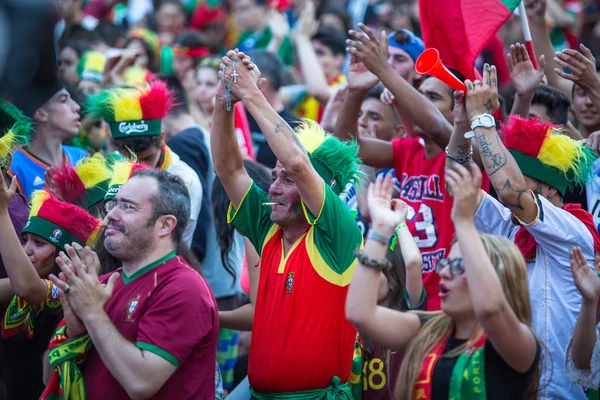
[
  {"left": 435, "top": 258, "right": 465, "bottom": 276},
  {"left": 104, "top": 200, "right": 141, "bottom": 214}
]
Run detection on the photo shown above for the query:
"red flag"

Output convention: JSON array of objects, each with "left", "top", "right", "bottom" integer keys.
[{"left": 418, "top": 0, "right": 520, "bottom": 80}]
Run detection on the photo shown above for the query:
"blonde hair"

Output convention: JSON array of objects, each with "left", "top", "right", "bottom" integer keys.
[{"left": 394, "top": 233, "right": 539, "bottom": 400}]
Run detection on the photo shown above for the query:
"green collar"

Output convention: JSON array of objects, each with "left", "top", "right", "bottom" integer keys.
[{"left": 122, "top": 252, "right": 176, "bottom": 284}]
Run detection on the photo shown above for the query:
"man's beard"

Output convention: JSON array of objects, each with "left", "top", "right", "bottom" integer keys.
[{"left": 105, "top": 224, "right": 154, "bottom": 261}]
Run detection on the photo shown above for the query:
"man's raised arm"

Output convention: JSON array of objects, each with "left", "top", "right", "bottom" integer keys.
[
  {"left": 223, "top": 50, "right": 324, "bottom": 215},
  {"left": 210, "top": 53, "right": 252, "bottom": 209},
  {"left": 465, "top": 65, "right": 538, "bottom": 223}
]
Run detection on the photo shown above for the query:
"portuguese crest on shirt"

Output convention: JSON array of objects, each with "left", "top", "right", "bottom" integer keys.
[{"left": 124, "top": 294, "right": 141, "bottom": 322}]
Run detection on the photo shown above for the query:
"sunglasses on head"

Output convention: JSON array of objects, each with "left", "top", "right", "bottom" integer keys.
[{"left": 435, "top": 257, "right": 465, "bottom": 276}]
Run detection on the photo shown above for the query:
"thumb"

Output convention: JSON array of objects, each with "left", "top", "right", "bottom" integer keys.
[
  {"left": 105, "top": 272, "right": 121, "bottom": 294},
  {"left": 453, "top": 90, "right": 465, "bottom": 103},
  {"left": 257, "top": 78, "right": 268, "bottom": 90},
  {"left": 538, "top": 54, "right": 546, "bottom": 71}
]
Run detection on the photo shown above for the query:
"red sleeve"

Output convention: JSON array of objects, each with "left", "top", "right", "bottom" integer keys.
[
  {"left": 135, "top": 270, "right": 217, "bottom": 365},
  {"left": 391, "top": 137, "right": 415, "bottom": 175}
]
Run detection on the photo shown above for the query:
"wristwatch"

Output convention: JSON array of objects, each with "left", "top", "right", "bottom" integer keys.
[{"left": 470, "top": 113, "right": 496, "bottom": 130}]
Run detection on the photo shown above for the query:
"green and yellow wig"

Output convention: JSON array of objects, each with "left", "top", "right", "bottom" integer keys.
[
  {"left": 86, "top": 80, "right": 173, "bottom": 140},
  {"left": 296, "top": 120, "right": 363, "bottom": 195},
  {"left": 0, "top": 101, "right": 32, "bottom": 168},
  {"left": 46, "top": 153, "right": 113, "bottom": 211},
  {"left": 76, "top": 51, "right": 107, "bottom": 83}
]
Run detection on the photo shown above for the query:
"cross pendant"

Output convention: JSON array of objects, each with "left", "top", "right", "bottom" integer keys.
[{"left": 232, "top": 70, "right": 239, "bottom": 83}]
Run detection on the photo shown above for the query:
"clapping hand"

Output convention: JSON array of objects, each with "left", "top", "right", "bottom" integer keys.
[
  {"left": 445, "top": 162, "right": 483, "bottom": 224},
  {"left": 367, "top": 174, "right": 407, "bottom": 236},
  {"left": 0, "top": 169, "right": 17, "bottom": 212},
  {"left": 570, "top": 247, "right": 600, "bottom": 302}
]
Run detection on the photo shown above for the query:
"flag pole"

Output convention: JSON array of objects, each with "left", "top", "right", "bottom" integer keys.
[{"left": 518, "top": 0, "right": 538, "bottom": 69}]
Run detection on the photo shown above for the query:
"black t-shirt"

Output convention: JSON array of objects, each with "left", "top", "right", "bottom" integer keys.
[
  {"left": 167, "top": 126, "right": 211, "bottom": 262},
  {"left": 431, "top": 334, "right": 539, "bottom": 400},
  {"left": 417, "top": 315, "right": 540, "bottom": 400},
  {"left": 247, "top": 108, "right": 300, "bottom": 168},
  {"left": 1, "top": 310, "right": 60, "bottom": 400}
]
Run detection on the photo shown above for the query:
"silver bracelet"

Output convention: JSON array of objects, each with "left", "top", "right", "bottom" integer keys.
[
  {"left": 366, "top": 230, "right": 391, "bottom": 245},
  {"left": 445, "top": 145, "right": 472, "bottom": 164}
]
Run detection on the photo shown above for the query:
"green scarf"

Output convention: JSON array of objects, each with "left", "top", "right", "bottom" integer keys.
[
  {"left": 414, "top": 332, "right": 487, "bottom": 399},
  {"left": 40, "top": 321, "right": 92, "bottom": 400}
]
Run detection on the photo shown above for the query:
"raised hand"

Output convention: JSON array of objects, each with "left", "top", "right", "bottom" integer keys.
[
  {"left": 293, "top": 0, "right": 319, "bottom": 39},
  {"left": 465, "top": 64, "right": 500, "bottom": 119},
  {"left": 346, "top": 24, "right": 389, "bottom": 77},
  {"left": 445, "top": 162, "right": 483, "bottom": 224},
  {"left": 217, "top": 50, "right": 264, "bottom": 105},
  {"left": 509, "top": 43, "right": 546, "bottom": 95},
  {"left": 554, "top": 44, "right": 600, "bottom": 93},
  {"left": 367, "top": 174, "right": 406, "bottom": 234},
  {"left": 347, "top": 54, "right": 379, "bottom": 92},
  {"left": 452, "top": 90, "right": 468, "bottom": 126},
  {"left": 524, "top": 0, "right": 547, "bottom": 24},
  {"left": 570, "top": 247, "right": 600, "bottom": 302},
  {"left": 0, "top": 170, "right": 17, "bottom": 212},
  {"left": 267, "top": 5, "right": 291, "bottom": 40}
]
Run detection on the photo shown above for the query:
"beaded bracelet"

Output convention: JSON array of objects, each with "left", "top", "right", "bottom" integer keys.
[{"left": 354, "top": 249, "right": 392, "bottom": 271}]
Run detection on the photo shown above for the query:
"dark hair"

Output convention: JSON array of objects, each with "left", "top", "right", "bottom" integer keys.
[
  {"left": 246, "top": 50, "right": 284, "bottom": 91},
  {"left": 124, "top": 37, "right": 160, "bottom": 73},
  {"left": 114, "top": 135, "right": 162, "bottom": 153},
  {"left": 161, "top": 76, "right": 190, "bottom": 114},
  {"left": 95, "top": 22, "right": 128, "bottom": 48},
  {"left": 317, "top": 3, "right": 351, "bottom": 36},
  {"left": 174, "top": 30, "right": 207, "bottom": 47},
  {"left": 131, "top": 168, "right": 191, "bottom": 245},
  {"left": 59, "top": 26, "right": 104, "bottom": 49},
  {"left": 531, "top": 85, "right": 570, "bottom": 125},
  {"left": 312, "top": 25, "right": 347, "bottom": 56},
  {"left": 366, "top": 83, "right": 385, "bottom": 100},
  {"left": 62, "top": 40, "right": 90, "bottom": 58},
  {"left": 156, "top": 0, "right": 187, "bottom": 15},
  {"left": 212, "top": 160, "right": 271, "bottom": 284},
  {"left": 173, "top": 30, "right": 208, "bottom": 68},
  {"left": 421, "top": 68, "right": 466, "bottom": 109}
]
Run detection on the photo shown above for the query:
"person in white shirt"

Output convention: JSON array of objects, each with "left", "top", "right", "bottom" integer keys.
[
  {"left": 87, "top": 80, "right": 202, "bottom": 246},
  {"left": 445, "top": 63, "right": 600, "bottom": 399}
]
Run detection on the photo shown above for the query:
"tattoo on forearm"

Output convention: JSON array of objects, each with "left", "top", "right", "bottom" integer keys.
[
  {"left": 496, "top": 179, "right": 526, "bottom": 211},
  {"left": 476, "top": 132, "right": 507, "bottom": 176},
  {"left": 273, "top": 118, "right": 303, "bottom": 149},
  {"left": 457, "top": 143, "right": 470, "bottom": 156},
  {"left": 484, "top": 99, "right": 494, "bottom": 113}
]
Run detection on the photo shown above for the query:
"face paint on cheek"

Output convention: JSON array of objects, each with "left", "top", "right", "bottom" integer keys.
[{"left": 39, "top": 250, "right": 57, "bottom": 270}]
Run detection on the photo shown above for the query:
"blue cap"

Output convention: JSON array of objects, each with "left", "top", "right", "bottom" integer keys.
[{"left": 387, "top": 29, "right": 425, "bottom": 63}]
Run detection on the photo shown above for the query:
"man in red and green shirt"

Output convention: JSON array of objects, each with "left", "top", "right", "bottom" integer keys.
[
  {"left": 212, "top": 49, "right": 363, "bottom": 398},
  {"left": 44, "top": 169, "right": 218, "bottom": 399}
]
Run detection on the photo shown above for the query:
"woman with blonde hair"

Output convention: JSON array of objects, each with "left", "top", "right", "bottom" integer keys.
[{"left": 346, "top": 163, "right": 540, "bottom": 400}]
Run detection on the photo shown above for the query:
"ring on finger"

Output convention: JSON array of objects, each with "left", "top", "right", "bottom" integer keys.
[{"left": 65, "top": 284, "right": 72, "bottom": 294}]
